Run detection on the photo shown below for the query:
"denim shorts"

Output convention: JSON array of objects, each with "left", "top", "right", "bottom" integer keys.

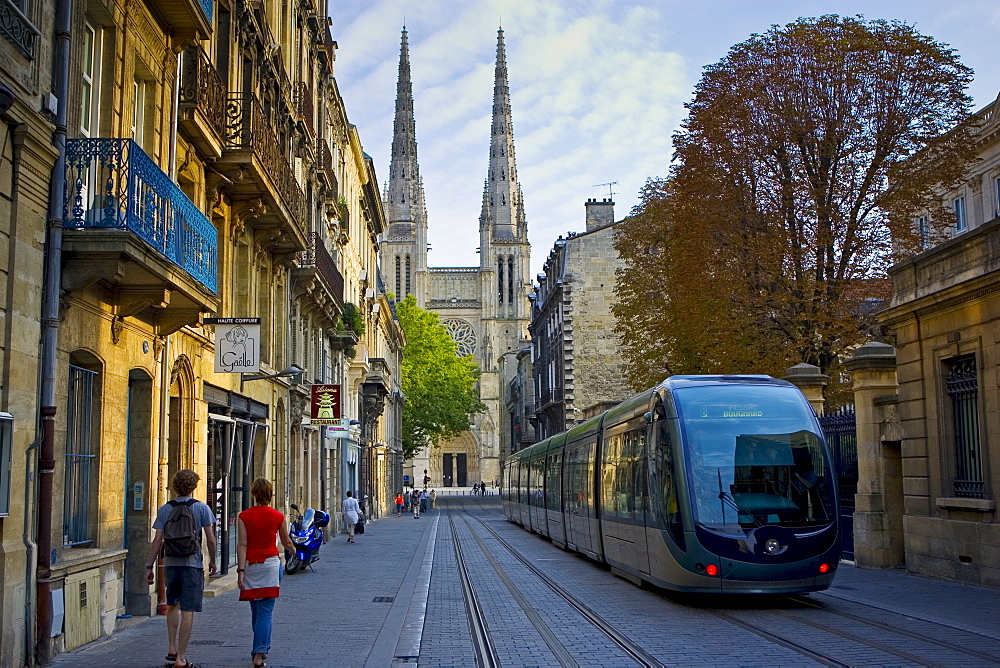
[{"left": 164, "top": 566, "right": 205, "bottom": 612}]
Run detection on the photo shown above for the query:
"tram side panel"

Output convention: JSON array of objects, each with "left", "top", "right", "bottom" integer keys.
[
  {"left": 545, "top": 436, "right": 567, "bottom": 548},
  {"left": 529, "top": 451, "right": 546, "bottom": 535},
  {"left": 600, "top": 412, "right": 654, "bottom": 579}
]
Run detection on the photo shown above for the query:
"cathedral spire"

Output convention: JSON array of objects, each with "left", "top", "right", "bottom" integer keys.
[
  {"left": 480, "top": 27, "right": 525, "bottom": 240},
  {"left": 384, "top": 26, "right": 427, "bottom": 233}
]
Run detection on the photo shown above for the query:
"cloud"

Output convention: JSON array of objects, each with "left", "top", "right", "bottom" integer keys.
[{"left": 332, "top": 0, "right": 997, "bottom": 279}]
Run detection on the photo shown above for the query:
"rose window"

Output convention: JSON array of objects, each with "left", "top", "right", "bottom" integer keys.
[{"left": 443, "top": 319, "right": 477, "bottom": 357}]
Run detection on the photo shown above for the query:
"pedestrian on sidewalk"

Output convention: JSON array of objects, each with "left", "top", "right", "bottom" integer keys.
[
  {"left": 411, "top": 488, "right": 421, "bottom": 518},
  {"left": 342, "top": 490, "right": 361, "bottom": 542},
  {"left": 237, "top": 478, "right": 295, "bottom": 668},
  {"left": 430, "top": 489, "right": 436, "bottom": 510},
  {"left": 395, "top": 492, "right": 404, "bottom": 517},
  {"left": 145, "top": 469, "right": 217, "bottom": 668},
  {"left": 420, "top": 489, "right": 429, "bottom": 514}
]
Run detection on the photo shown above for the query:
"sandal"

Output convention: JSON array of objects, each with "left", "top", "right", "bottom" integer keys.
[{"left": 165, "top": 655, "right": 177, "bottom": 666}]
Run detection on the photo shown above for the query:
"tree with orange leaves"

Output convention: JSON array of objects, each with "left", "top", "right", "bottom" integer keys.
[{"left": 614, "top": 15, "right": 976, "bottom": 390}]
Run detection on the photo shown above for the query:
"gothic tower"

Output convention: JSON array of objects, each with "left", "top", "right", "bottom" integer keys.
[
  {"left": 382, "top": 27, "right": 531, "bottom": 488},
  {"left": 479, "top": 27, "right": 531, "bottom": 368},
  {"left": 381, "top": 27, "right": 429, "bottom": 304}
]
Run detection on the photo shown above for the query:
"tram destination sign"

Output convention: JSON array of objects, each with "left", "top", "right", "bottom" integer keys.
[{"left": 205, "top": 317, "right": 261, "bottom": 374}]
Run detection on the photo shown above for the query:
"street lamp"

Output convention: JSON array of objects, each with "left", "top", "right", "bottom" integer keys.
[{"left": 240, "top": 364, "right": 304, "bottom": 390}]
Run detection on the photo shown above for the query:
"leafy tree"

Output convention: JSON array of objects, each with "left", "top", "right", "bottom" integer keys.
[
  {"left": 614, "top": 15, "right": 975, "bottom": 389},
  {"left": 397, "top": 295, "right": 484, "bottom": 458}
]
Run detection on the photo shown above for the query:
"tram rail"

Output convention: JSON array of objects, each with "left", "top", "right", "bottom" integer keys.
[{"left": 454, "top": 499, "right": 664, "bottom": 668}]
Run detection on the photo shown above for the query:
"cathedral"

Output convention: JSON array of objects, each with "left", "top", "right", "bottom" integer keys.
[{"left": 380, "top": 27, "right": 531, "bottom": 488}]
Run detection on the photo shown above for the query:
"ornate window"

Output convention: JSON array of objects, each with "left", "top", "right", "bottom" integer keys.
[{"left": 443, "top": 319, "right": 476, "bottom": 357}]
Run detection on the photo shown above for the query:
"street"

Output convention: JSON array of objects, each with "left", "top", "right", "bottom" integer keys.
[{"left": 54, "top": 493, "right": 1000, "bottom": 667}]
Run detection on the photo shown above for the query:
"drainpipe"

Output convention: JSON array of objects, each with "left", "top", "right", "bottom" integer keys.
[
  {"left": 36, "top": 0, "right": 72, "bottom": 658},
  {"left": 22, "top": 433, "right": 41, "bottom": 667}
]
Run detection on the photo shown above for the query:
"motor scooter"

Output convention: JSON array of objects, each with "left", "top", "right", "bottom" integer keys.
[{"left": 285, "top": 504, "right": 329, "bottom": 574}]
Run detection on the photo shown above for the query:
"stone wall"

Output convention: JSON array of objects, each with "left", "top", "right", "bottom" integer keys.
[{"left": 564, "top": 224, "right": 631, "bottom": 414}]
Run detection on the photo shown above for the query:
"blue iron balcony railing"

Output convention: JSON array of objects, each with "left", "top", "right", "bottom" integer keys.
[{"left": 65, "top": 138, "right": 218, "bottom": 294}]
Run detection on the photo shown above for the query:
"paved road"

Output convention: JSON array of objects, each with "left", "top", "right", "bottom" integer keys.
[{"left": 55, "top": 493, "right": 1000, "bottom": 667}]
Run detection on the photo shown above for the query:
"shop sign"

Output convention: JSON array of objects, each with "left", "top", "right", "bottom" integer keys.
[{"left": 310, "top": 384, "right": 341, "bottom": 424}]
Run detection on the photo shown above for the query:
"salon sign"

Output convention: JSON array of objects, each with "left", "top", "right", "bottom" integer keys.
[{"left": 205, "top": 317, "right": 261, "bottom": 373}]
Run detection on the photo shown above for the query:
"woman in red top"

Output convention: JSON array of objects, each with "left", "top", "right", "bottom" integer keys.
[{"left": 237, "top": 478, "right": 294, "bottom": 667}]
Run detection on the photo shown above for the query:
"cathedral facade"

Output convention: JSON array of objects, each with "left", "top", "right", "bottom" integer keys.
[{"left": 380, "top": 28, "right": 531, "bottom": 488}]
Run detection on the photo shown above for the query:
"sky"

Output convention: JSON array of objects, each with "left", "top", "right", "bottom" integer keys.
[{"left": 329, "top": 0, "right": 1000, "bottom": 277}]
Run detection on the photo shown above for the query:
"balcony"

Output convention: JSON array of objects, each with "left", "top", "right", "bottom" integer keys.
[
  {"left": 292, "top": 232, "right": 345, "bottom": 328},
  {"left": 63, "top": 138, "right": 219, "bottom": 333},
  {"left": 179, "top": 44, "right": 227, "bottom": 158},
  {"left": 317, "top": 138, "right": 334, "bottom": 189},
  {"left": 220, "top": 92, "right": 308, "bottom": 251},
  {"left": 293, "top": 82, "right": 314, "bottom": 139},
  {"left": 145, "top": 0, "right": 212, "bottom": 42},
  {"left": 0, "top": 0, "right": 39, "bottom": 58}
]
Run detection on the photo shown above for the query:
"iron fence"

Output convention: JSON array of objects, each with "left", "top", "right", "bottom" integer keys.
[{"left": 820, "top": 406, "right": 857, "bottom": 560}]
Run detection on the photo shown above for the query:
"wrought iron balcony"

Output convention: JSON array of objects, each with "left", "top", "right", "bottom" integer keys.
[
  {"left": 62, "top": 139, "right": 219, "bottom": 333},
  {"left": 297, "top": 232, "right": 344, "bottom": 304},
  {"left": 0, "top": 0, "right": 38, "bottom": 58},
  {"left": 317, "top": 137, "right": 333, "bottom": 188},
  {"left": 222, "top": 92, "right": 307, "bottom": 248},
  {"left": 179, "top": 44, "right": 227, "bottom": 157},
  {"left": 292, "top": 232, "right": 344, "bottom": 332},
  {"left": 65, "top": 139, "right": 217, "bottom": 293},
  {"left": 294, "top": 82, "right": 314, "bottom": 137}
]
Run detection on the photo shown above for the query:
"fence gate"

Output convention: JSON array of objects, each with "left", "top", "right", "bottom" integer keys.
[{"left": 819, "top": 407, "right": 858, "bottom": 561}]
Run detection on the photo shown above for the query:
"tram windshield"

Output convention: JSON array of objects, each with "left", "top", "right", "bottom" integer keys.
[{"left": 675, "top": 384, "right": 834, "bottom": 531}]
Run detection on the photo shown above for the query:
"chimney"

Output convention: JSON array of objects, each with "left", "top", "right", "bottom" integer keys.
[{"left": 585, "top": 198, "right": 614, "bottom": 231}]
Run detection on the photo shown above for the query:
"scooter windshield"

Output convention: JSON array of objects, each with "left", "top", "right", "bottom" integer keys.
[{"left": 300, "top": 508, "right": 315, "bottom": 531}]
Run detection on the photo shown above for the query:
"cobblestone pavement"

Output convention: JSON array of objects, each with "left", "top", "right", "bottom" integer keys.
[{"left": 55, "top": 491, "right": 1000, "bottom": 667}]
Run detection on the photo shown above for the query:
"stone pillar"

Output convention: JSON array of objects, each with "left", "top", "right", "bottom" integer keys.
[
  {"left": 845, "top": 342, "right": 904, "bottom": 569},
  {"left": 783, "top": 363, "right": 828, "bottom": 416}
]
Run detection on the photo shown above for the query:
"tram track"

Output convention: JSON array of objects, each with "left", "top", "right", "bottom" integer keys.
[
  {"left": 448, "top": 511, "right": 501, "bottom": 668},
  {"left": 453, "top": 499, "right": 664, "bottom": 668},
  {"left": 451, "top": 499, "right": 1000, "bottom": 667},
  {"left": 784, "top": 594, "right": 1000, "bottom": 664}
]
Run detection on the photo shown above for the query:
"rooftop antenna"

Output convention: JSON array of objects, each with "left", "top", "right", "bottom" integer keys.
[{"left": 593, "top": 181, "right": 617, "bottom": 199}]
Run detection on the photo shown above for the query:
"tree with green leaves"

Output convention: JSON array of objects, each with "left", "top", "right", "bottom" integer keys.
[
  {"left": 614, "top": 15, "right": 976, "bottom": 390},
  {"left": 396, "top": 295, "right": 485, "bottom": 458}
]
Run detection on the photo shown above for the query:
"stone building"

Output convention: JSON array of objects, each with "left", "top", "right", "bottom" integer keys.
[
  {"left": 870, "top": 91, "right": 1000, "bottom": 587},
  {"left": 0, "top": 0, "right": 401, "bottom": 663},
  {"left": 529, "top": 199, "right": 631, "bottom": 440},
  {"left": 380, "top": 28, "right": 531, "bottom": 488},
  {"left": 499, "top": 341, "right": 535, "bottom": 457},
  {"left": 0, "top": 1, "right": 60, "bottom": 663}
]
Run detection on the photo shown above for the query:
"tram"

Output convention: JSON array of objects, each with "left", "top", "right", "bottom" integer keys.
[{"left": 502, "top": 375, "right": 840, "bottom": 594}]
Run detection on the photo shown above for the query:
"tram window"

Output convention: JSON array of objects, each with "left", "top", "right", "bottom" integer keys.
[
  {"left": 546, "top": 454, "right": 560, "bottom": 508},
  {"left": 676, "top": 385, "right": 833, "bottom": 529},
  {"left": 653, "top": 408, "right": 684, "bottom": 547}
]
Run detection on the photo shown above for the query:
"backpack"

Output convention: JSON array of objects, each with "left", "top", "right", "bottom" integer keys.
[{"left": 163, "top": 498, "right": 201, "bottom": 557}]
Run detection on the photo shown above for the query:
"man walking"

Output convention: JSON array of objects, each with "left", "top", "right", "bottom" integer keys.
[
  {"left": 145, "top": 469, "right": 217, "bottom": 668},
  {"left": 411, "top": 488, "right": 421, "bottom": 518},
  {"left": 395, "top": 491, "right": 404, "bottom": 517}
]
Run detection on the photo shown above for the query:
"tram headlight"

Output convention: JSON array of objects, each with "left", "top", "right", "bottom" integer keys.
[{"left": 765, "top": 538, "right": 782, "bottom": 555}]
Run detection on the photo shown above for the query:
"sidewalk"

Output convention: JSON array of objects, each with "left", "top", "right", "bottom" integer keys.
[{"left": 53, "top": 506, "right": 446, "bottom": 667}]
